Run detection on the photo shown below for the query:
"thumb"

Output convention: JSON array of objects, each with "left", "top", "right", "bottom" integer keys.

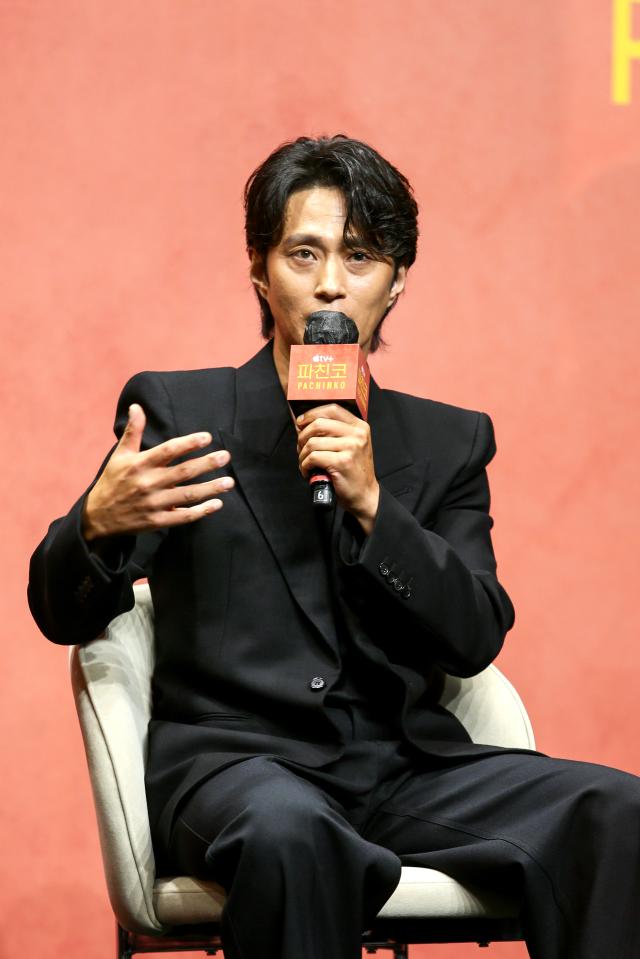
[{"left": 119, "top": 403, "right": 146, "bottom": 453}]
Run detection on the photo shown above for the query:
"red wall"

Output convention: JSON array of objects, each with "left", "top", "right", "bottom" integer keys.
[{"left": 2, "top": 2, "right": 639, "bottom": 957}]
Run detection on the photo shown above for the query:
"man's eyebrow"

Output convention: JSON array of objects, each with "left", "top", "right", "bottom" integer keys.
[
  {"left": 280, "top": 233, "right": 327, "bottom": 249},
  {"left": 280, "top": 232, "right": 368, "bottom": 250}
]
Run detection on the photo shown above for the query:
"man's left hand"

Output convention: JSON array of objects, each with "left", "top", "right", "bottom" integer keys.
[{"left": 296, "top": 404, "right": 379, "bottom": 535}]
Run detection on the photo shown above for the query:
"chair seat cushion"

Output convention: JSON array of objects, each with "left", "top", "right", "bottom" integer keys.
[{"left": 153, "top": 866, "right": 521, "bottom": 925}]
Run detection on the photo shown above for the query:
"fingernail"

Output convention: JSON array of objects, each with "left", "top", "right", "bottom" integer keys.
[
  {"left": 198, "top": 432, "right": 212, "bottom": 446},
  {"left": 297, "top": 414, "right": 304, "bottom": 423},
  {"left": 220, "top": 477, "right": 234, "bottom": 490}
]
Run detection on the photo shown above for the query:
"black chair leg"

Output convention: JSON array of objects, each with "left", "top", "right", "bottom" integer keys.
[
  {"left": 117, "top": 924, "right": 132, "bottom": 959},
  {"left": 364, "top": 944, "right": 409, "bottom": 957},
  {"left": 116, "top": 924, "right": 414, "bottom": 959}
]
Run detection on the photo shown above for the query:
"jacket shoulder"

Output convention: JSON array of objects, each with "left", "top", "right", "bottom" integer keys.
[
  {"left": 121, "top": 366, "right": 235, "bottom": 409},
  {"left": 115, "top": 367, "right": 236, "bottom": 437},
  {"left": 123, "top": 365, "right": 235, "bottom": 394},
  {"left": 381, "top": 386, "right": 487, "bottom": 434},
  {"left": 379, "top": 387, "right": 495, "bottom": 469}
]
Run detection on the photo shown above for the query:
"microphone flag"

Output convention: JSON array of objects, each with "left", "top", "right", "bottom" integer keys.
[{"left": 287, "top": 343, "right": 370, "bottom": 419}]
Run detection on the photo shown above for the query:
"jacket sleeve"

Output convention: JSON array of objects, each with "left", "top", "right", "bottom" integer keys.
[
  {"left": 338, "top": 412, "right": 515, "bottom": 677},
  {"left": 27, "top": 372, "right": 174, "bottom": 645}
]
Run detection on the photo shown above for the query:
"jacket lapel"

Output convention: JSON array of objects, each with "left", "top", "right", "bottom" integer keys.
[
  {"left": 220, "top": 344, "right": 339, "bottom": 660},
  {"left": 368, "top": 379, "right": 427, "bottom": 516}
]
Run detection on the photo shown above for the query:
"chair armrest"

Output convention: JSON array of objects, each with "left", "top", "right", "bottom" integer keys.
[{"left": 439, "top": 664, "right": 536, "bottom": 750}]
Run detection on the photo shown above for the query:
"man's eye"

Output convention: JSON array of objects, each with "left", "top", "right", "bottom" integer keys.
[
  {"left": 292, "top": 249, "right": 315, "bottom": 260},
  {"left": 349, "top": 251, "right": 371, "bottom": 263}
]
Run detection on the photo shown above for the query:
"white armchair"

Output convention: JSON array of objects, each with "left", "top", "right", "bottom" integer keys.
[{"left": 70, "top": 582, "right": 534, "bottom": 958}]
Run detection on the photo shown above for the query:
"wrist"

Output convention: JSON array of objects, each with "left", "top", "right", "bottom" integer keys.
[
  {"left": 82, "top": 491, "right": 105, "bottom": 542},
  {"left": 350, "top": 484, "right": 380, "bottom": 537}
]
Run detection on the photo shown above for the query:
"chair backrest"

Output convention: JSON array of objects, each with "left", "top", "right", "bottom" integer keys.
[
  {"left": 70, "top": 583, "right": 160, "bottom": 934},
  {"left": 70, "top": 582, "right": 535, "bottom": 935}
]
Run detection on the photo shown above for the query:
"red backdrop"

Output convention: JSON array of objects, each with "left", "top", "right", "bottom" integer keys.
[{"left": 2, "top": 2, "right": 639, "bottom": 957}]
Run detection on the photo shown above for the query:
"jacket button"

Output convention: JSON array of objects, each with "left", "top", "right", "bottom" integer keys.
[
  {"left": 394, "top": 579, "right": 405, "bottom": 592},
  {"left": 309, "top": 677, "right": 326, "bottom": 691},
  {"left": 379, "top": 562, "right": 390, "bottom": 577},
  {"left": 402, "top": 585, "right": 412, "bottom": 599}
]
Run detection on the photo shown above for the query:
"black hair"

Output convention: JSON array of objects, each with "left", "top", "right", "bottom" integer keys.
[{"left": 244, "top": 135, "right": 418, "bottom": 352}]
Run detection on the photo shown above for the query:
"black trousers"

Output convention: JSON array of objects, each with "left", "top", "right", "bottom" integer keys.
[{"left": 165, "top": 740, "right": 640, "bottom": 959}]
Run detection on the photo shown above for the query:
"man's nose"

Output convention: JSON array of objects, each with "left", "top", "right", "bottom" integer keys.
[{"left": 314, "top": 256, "right": 346, "bottom": 301}]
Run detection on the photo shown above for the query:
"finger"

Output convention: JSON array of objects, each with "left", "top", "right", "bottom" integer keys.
[
  {"left": 119, "top": 403, "right": 147, "bottom": 454},
  {"left": 296, "top": 404, "right": 356, "bottom": 428},
  {"left": 151, "top": 475, "right": 235, "bottom": 511},
  {"left": 298, "top": 435, "right": 351, "bottom": 464},
  {"left": 163, "top": 449, "right": 232, "bottom": 487},
  {"left": 297, "top": 417, "right": 354, "bottom": 446},
  {"left": 153, "top": 498, "right": 225, "bottom": 528},
  {"left": 143, "top": 431, "right": 215, "bottom": 467},
  {"left": 299, "top": 450, "right": 344, "bottom": 478}
]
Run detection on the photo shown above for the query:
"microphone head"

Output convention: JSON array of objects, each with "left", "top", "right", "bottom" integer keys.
[{"left": 303, "top": 311, "right": 359, "bottom": 345}]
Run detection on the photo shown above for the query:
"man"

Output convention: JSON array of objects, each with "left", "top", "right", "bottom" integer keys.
[{"left": 29, "top": 135, "right": 640, "bottom": 959}]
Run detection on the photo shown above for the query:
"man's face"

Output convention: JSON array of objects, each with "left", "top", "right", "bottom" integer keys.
[{"left": 250, "top": 186, "right": 406, "bottom": 375}]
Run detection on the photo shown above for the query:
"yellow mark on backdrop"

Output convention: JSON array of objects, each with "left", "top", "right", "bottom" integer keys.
[{"left": 612, "top": 0, "right": 640, "bottom": 103}]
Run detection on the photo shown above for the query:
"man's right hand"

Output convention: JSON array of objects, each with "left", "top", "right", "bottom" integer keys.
[{"left": 82, "top": 403, "right": 234, "bottom": 541}]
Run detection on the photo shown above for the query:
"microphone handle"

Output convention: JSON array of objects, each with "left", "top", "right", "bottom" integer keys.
[
  {"left": 290, "top": 399, "right": 337, "bottom": 509},
  {"left": 309, "top": 473, "right": 335, "bottom": 509},
  {"left": 290, "top": 393, "right": 361, "bottom": 512}
]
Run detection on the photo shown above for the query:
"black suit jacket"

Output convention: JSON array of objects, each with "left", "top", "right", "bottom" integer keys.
[{"left": 29, "top": 342, "right": 516, "bottom": 855}]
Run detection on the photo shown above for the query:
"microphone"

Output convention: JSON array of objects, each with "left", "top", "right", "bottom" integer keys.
[
  {"left": 287, "top": 311, "right": 371, "bottom": 509},
  {"left": 304, "top": 311, "right": 359, "bottom": 347}
]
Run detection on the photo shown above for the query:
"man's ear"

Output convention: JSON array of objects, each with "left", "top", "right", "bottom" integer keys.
[
  {"left": 249, "top": 249, "right": 269, "bottom": 300},
  {"left": 388, "top": 265, "right": 407, "bottom": 309}
]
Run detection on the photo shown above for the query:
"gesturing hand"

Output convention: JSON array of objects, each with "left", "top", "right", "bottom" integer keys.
[
  {"left": 82, "top": 403, "right": 234, "bottom": 540},
  {"left": 296, "top": 404, "right": 380, "bottom": 535}
]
